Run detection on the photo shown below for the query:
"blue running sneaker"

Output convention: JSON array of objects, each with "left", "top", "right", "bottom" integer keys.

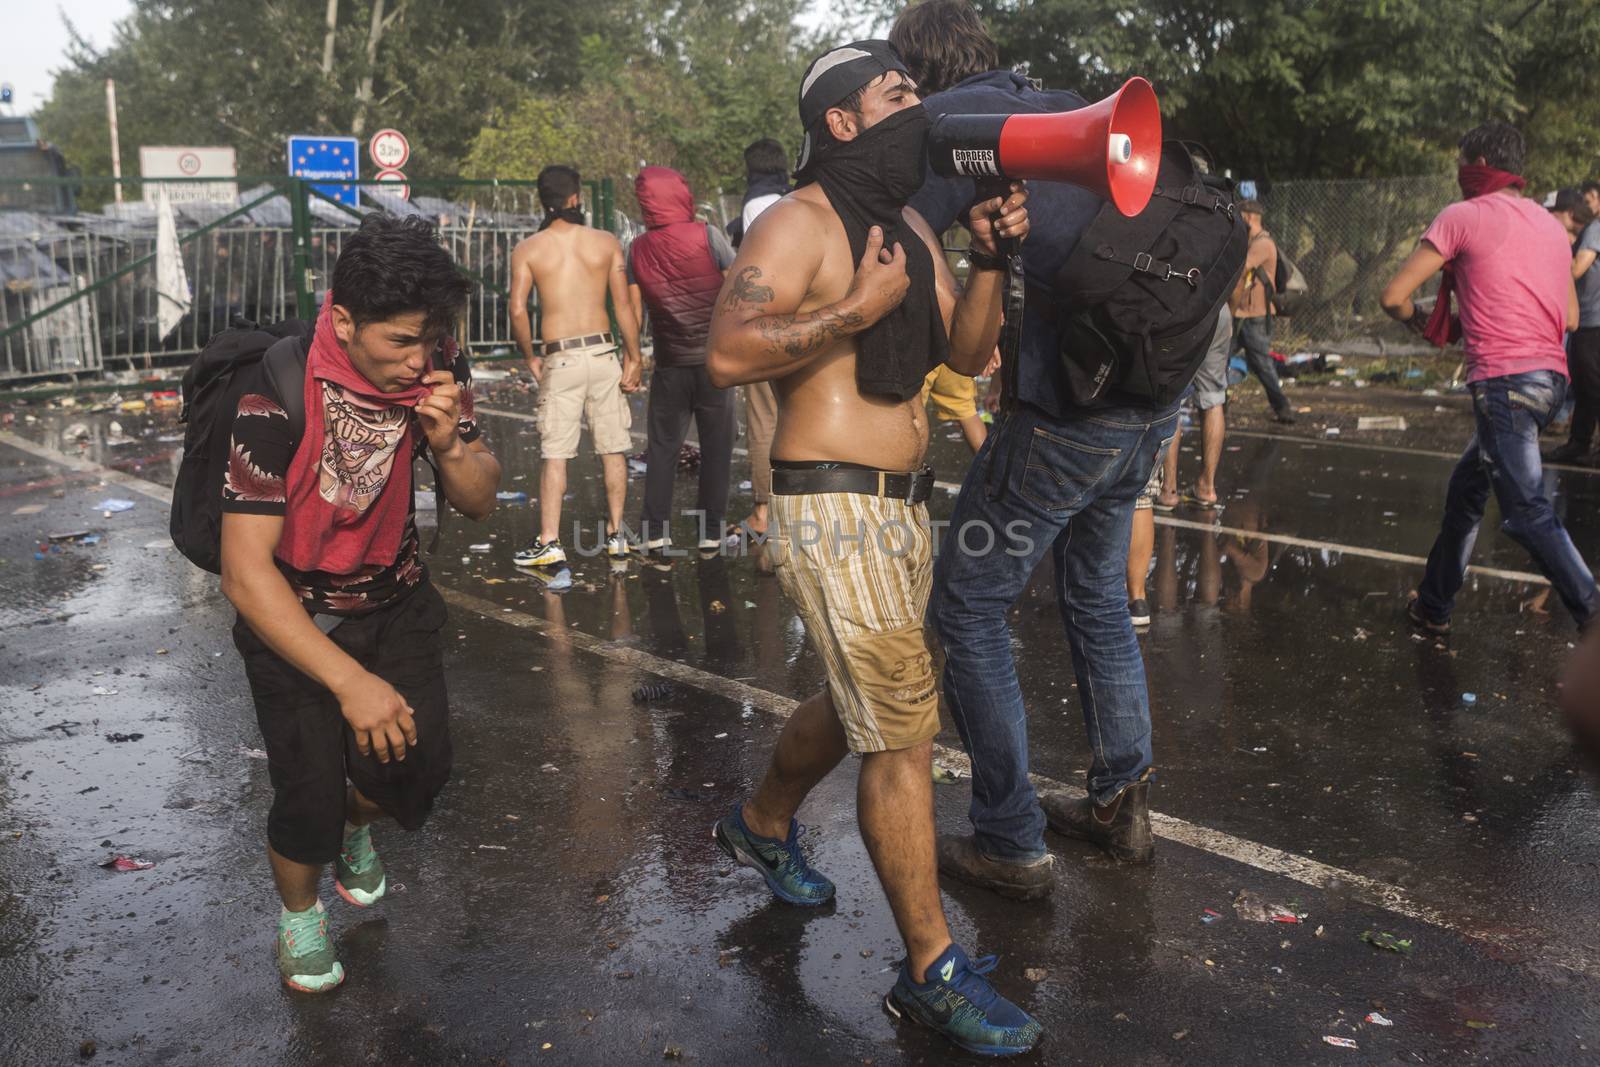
[
  {"left": 884, "top": 944, "right": 1042, "bottom": 1057},
  {"left": 712, "top": 807, "right": 836, "bottom": 906}
]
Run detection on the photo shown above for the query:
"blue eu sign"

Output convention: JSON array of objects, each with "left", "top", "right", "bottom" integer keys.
[{"left": 287, "top": 136, "right": 361, "bottom": 207}]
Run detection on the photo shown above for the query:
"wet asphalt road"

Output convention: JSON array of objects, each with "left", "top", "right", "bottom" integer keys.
[{"left": 2, "top": 383, "right": 1600, "bottom": 1066}]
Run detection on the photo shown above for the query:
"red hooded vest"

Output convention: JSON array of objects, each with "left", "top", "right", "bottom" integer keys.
[{"left": 629, "top": 166, "right": 725, "bottom": 368}]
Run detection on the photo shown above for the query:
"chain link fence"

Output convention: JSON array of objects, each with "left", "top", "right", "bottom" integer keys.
[
  {"left": 1260, "top": 174, "right": 1457, "bottom": 358},
  {"left": 0, "top": 176, "right": 640, "bottom": 383}
]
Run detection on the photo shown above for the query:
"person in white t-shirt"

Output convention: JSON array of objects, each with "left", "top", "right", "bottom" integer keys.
[{"left": 727, "top": 138, "right": 792, "bottom": 539}]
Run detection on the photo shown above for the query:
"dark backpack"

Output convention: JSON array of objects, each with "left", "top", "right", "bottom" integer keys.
[
  {"left": 170, "top": 320, "right": 311, "bottom": 574},
  {"left": 1259, "top": 240, "right": 1308, "bottom": 317},
  {"left": 1051, "top": 142, "right": 1248, "bottom": 408}
]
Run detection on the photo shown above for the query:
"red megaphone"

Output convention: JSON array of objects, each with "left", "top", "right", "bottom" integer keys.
[{"left": 927, "top": 77, "right": 1162, "bottom": 217}]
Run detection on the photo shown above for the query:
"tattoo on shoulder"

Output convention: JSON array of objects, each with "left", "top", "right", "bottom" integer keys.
[{"left": 724, "top": 266, "right": 775, "bottom": 310}]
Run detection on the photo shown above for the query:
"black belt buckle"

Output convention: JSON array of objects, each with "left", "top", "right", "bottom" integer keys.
[{"left": 891, "top": 466, "right": 933, "bottom": 505}]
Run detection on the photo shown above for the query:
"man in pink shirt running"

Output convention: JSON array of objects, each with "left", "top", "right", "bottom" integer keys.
[{"left": 1381, "top": 122, "right": 1596, "bottom": 633}]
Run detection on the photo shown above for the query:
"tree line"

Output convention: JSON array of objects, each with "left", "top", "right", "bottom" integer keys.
[{"left": 34, "top": 0, "right": 1600, "bottom": 208}]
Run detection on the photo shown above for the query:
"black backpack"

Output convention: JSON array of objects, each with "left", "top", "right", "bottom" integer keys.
[
  {"left": 170, "top": 321, "right": 311, "bottom": 574},
  {"left": 1051, "top": 142, "right": 1248, "bottom": 408}
]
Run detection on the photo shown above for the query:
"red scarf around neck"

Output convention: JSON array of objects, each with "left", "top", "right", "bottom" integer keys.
[
  {"left": 277, "top": 297, "right": 432, "bottom": 575},
  {"left": 1423, "top": 165, "right": 1527, "bottom": 347}
]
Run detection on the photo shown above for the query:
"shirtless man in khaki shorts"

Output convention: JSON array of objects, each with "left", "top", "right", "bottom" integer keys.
[
  {"left": 705, "top": 41, "right": 1041, "bottom": 1057},
  {"left": 509, "top": 164, "right": 643, "bottom": 568}
]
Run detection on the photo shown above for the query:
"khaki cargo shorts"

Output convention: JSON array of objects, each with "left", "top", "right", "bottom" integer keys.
[
  {"left": 536, "top": 342, "right": 633, "bottom": 460},
  {"left": 769, "top": 492, "right": 939, "bottom": 753}
]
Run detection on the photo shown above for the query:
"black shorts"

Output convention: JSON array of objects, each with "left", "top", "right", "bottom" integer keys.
[{"left": 233, "top": 581, "right": 454, "bottom": 866}]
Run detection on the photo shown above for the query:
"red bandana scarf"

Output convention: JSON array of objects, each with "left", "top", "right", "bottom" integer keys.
[
  {"left": 1423, "top": 165, "right": 1527, "bottom": 347},
  {"left": 277, "top": 297, "right": 432, "bottom": 574}
]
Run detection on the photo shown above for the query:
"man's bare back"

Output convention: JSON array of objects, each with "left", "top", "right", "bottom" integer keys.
[
  {"left": 510, "top": 222, "right": 623, "bottom": 344},
  {"left": 710, "top": 186, "right": 957, "bottom": 473},
  {"left": 509, "top": 219, "right": 642, "bottom": 391}
]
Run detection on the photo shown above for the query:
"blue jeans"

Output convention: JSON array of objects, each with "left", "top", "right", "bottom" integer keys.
[
  {"left": 1231, "top": 316, "right": 1292, "bottom": 416},
  {"left": 1417, "top": 370, "right": 1598, "bottom": 627},
  {"left": 928, "top": 402, "right": 1178, "bottom": 862}
]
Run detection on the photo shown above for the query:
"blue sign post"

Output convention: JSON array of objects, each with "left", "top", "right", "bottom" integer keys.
[{"left": 287, "top": 135, "right": 360, "bottom": 206}]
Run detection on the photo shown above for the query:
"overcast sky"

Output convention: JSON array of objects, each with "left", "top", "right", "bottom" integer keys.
[{"left": 2, "top": 0, "right": 133, "bottom": 111}]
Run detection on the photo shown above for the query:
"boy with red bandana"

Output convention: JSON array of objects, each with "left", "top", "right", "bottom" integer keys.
[{"left": 221, "top": 214, "right": 502, "bottom": 991}]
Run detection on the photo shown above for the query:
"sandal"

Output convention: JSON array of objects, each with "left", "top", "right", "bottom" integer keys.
[{"left": 1180, "top": 486, "right": 1222, "bottom": 510}]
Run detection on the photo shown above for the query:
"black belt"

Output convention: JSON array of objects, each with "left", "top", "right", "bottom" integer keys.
[
  {"left": 539, "top": 332, "right": 615, "bottom": 355},
  {"left": 771, "top": 464, "right": 936, "bottom": 505}
]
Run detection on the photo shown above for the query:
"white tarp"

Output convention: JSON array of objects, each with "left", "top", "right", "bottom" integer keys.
[{"left": 154, "top": 189, "right": 192, "bottom": 340}]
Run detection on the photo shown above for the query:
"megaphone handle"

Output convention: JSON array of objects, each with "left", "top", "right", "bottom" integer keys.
[
  {"left": 974, "top": 179, "right": 1025, "bottom": 413},
  {"left": 970, "top": 178, "right": 1025, "bottom": 412},
  {"left": 997, "top": 246, "right": 1024, "bottom": 415}
]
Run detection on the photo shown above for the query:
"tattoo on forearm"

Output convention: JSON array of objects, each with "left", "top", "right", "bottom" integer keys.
[
  {"left": 724, "top": 266, "right": 775, "bottom": 309},
  {"left": 750, "top": 304, "right": 866, "bottom": 361}
]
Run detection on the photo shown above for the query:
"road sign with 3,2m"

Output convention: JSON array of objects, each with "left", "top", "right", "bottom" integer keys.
[
  {"left": 287, "top": 135, "right": 360, "bottom": 207},
  {"left": 369, "top": 129, "right": 410, "bottom": 171}
]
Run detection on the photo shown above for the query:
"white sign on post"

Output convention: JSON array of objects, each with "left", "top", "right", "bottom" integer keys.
[
  {"left": 139, "top": 146, "right": 238, "bottom": 205},
  {"left": 374, "top": 168, "right": 410, "bottom": 202},
  {"left": 368, "top": 129, "right": 410, "bottom": 171}
]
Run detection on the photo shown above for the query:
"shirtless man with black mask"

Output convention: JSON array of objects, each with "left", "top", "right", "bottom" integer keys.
[
  {"left": 508, "top": 164, "right": 643, "bottom": 570},
  {"left": 705, "top": 41, "right": 1040, "bottom": 1057}
]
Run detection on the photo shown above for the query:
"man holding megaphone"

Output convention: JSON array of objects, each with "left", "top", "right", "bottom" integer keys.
[
  {"left": 897, "top": 1, "right": 1243, "bottom": 901},
  {"left": 706, "top": 40, "right": 1043, "bottom": 1057}
]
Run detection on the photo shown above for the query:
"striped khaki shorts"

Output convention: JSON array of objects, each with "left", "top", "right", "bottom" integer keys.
[{"left": 768, "top": 492, "right": 939, "bottom": 753}]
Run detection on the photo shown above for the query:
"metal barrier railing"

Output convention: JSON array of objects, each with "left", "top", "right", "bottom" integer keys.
[{"left": 0, "top": 174, "right": 624, "bottom": 382}]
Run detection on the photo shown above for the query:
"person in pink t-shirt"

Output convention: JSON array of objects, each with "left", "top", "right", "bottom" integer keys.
[{"left": 1381, "top": 122, "right": 1596, "bottom": 633}]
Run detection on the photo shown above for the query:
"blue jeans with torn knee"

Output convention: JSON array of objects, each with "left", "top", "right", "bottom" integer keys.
[
  {"left": 927, "top": 402, "right": 1178, "bottom": 862},
  {"left": 1417, "top": 369, "right": 1598, "bottom": 627}
]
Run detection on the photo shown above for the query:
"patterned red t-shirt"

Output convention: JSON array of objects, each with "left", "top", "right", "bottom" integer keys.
[{"left": 220, "top": 349, "right": 479, "bottom": 614}]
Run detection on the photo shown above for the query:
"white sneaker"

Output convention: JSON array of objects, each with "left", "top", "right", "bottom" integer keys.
[{"left": 513, "top": 539, "right": 566, "bottom": 568}]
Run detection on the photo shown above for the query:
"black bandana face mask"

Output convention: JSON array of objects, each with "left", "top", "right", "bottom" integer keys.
[
  {"left": 539, "top": 205, "right": 586, "bottom": 231},
  {"left": 812, "top": 104, "right": 931, "bottom": 206},
  {"left": 804, "top": 101, "right": 949, "bottom": 403},
  {"left": 865, "top": 105, "right": 931, "bottom": 202}
]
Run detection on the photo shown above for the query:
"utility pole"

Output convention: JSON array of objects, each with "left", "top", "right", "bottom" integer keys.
[
  {"left": 105, "top": 79, "right": 123, "bottom": 203},
  {"left": 317, "top": 0, "right": 338, "bottom": 125}
]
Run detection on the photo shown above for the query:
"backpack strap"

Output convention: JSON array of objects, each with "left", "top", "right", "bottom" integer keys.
[
  {"left": 1248, "top": 232, "right": 1280, "bottom": 316},
  {"left": 1088, "top": 246, "right": 1203, "bottom": 289},
  {"left": 262, "top": 335, "right": 309, "bottom": 449}
]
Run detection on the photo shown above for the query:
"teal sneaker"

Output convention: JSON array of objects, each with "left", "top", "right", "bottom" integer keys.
[
  {"left": 276, "top": 901, "right": 345, "bottom": 993},
  {"left": 884, "top": 944, "right": 1042, "bottom": 1057},
  {"left": 712, "top": 807, "right": 835, "bottom": 906},
  {"left": 334, "top": 824, "right": 387, "bottom": 908}
]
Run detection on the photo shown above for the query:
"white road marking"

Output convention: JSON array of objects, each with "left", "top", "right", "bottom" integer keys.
[
  {"left": 1227, "top": 426, "right": 1600, "bottom": 476},
  {"left": 0, "top": 431, "right": 174, "bottom": 503},
  {"left": 1156, "top": 515, "right": 1549, "bottom": 586},
  {"left": 5, "top": 427, "right": 1589, "bottom": 977},
  {"left": 476, "top": 406, "right": 1552, "bottom": 588},
  {"left": 437, "top": 585, "right": 1596, "bottom": 979}
]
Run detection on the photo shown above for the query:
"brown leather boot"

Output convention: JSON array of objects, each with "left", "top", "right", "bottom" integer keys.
[
  {"left": 1040, "top": 770, "right": 1154, "bottom": 863},
  {"left": 936, "top": 834, "right": 1055, "bottom": 900}
]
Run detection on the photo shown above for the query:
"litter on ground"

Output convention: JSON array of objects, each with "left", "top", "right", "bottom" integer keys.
[{"left": 1361, "top": 930, "right": 1414, "bottom": 955}]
